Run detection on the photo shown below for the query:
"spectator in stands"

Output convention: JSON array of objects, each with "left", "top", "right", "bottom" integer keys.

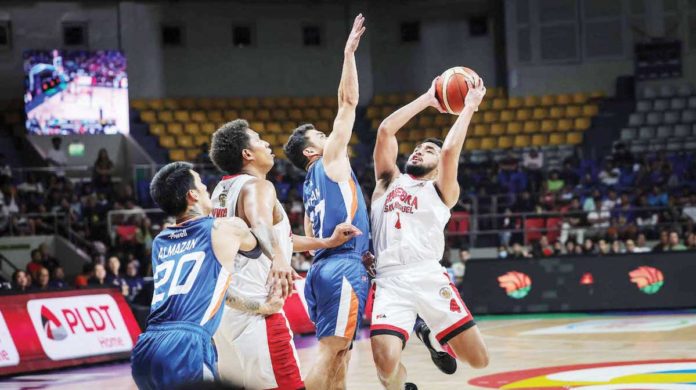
[
  {"left": 12, "top": 270, "right": 31, "bottom": 292},
  {"left": 652, "top": 230, "right": 670, "bottom": 252},
  {"left": 611, "top": 240, "right": 623, "bottom": 254},
  {"left": 88, "top": 263, "right": 107, "bottom": 286},
  {"left": 560, "top": 161, "right": 579, "bottom": 188},
  {"left": 136, "top": 217, "right": 154, "bottom": 261},
  {"left": 49, "top": 266, "right": 67, "bottom": 289},
  {"left": 498, "top": 208, "right": 514, "bottom": 247},
  {"left": 93, "top": 148, "right": 114, "bottom": 194},
  {"left": 75, "top": 263, "right": 94, "bottom": 288},
  {"left": 533, "top": 236, "right": 555, "bottom": 257},
  {"left": 497, "top": 246, "right": 509, "bottom": 259},
  {"left": 686, "top": 232, "right": 696, "bottom": 250},
  {"left": 546, "top": 170, "right": 564, "bottom": 193},
  {"left": 561, "top": 197, "right": 586, "bottom": 244},
  {"left": 34, "top": 267, "right": 50, "bottom": 290},
  {"left": 602, "top": 189, "right": 620, "bottom": 211},
  {"left": 522, "top": 148, "right": 543, "bottom": 193},
  {"left": 583, "top": 238, "right": 598, "bottom": 255},
  {"left": 582, "top": 189, "right": 600, "bottom": 212},
  {"left": 513, "top": 191, "right": 536, "bottom": 213},
  {"left": 26, "top": 249, "right": 44, "bottom": 280},
  {"left": 587, "top": 201, "right": 610, "bottom": 238},
  {"left": 668, "top": 231, "right": 687, "bottom": 251},
  {"left": 612, "top": 199, "right": 637, "bottom": 239},
  {"left": 452, "top": 249, "right": 469, "bottom": 285},
  {"left": 195, "top": 142, "right": 211, "bottom": 166},
  {"left": 45, "top": 137, "right": 67, "bottom": 177},
  {"left": 510, "top": 242, "right": 532, "bottom": 259},
  {"left": 634, "top": 233, "right": 651, "bottom": 253},
  {"left": 38, "top": 243, "right": 59, "bottom": 272},
  {"left": 636, "top": 194, "right": 659, "bottom": 233},
  {"left": 124, "top": 260, "right": 144, "bottom": 302},
  {"left": 564, "top": 240, "right": 577, "bottom": 255},
  {"left": 599, "top": 160, "right": 620, "bottom": 187},
  {"left": 625, "top": 239, "right": 638, "bottom": 253},
  {"left": 683, "top": 194, "right": 696, "bottom": 223},
  {"left": 648, "top": 185, "right": 669, "bottom": 207},
  {"left": 106, "top": 256, "right": 125, "bottom": 285},
  {"left": 0, "top": 153, "right": 11, "bottom": 184},
  {"left": 597, "top": 239, "right": 611, "bottom": 255}
]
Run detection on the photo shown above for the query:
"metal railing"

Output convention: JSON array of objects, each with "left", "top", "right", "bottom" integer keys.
[{"left": 3, "top": 211, "right": 65, "bottom": 236}]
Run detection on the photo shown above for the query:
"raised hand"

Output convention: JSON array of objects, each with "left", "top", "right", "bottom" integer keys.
[
  {"left": 345, "top": 13, "right": 366, "bottom": 54},
  {"left": 426, "top": 76, "right": 447, "bottom": 113},
  {"left": 465, "top": 77, "right": 486, "bottom": 111}
]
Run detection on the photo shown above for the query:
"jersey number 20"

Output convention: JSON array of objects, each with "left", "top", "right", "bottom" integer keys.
[{"left": 152, "top": 251, "right": 205, "bottom": 305}]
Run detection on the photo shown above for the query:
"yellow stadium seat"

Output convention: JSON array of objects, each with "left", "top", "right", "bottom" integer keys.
[
  {"left": 480, "top": 137, "right": 497, "bottom": 150},
  {"left": 240, "top": 109, "right": 255, "bottom": 120},
  {"left": 567, "top": 132, "right": 583, "bottom": 144},
  {"left": 566, "top": 105, "right": 582, "bottom": 118},
  {"left": 403, "top": 92, "right": 418, "bottom": 103},
  {"left": 396, "top": 131, "right": 409, "bottom": 142},
  {"left": 582, "top": 105, "right": 598, "bottom": 117},
  {"left": 289, "top": 109, "right": 303, "bottom": 121},
  {"left": 264, "top": 134, "right": 278, "bottom": 145},
  {"left": 223, "top": 110, "right": 239, "bottom": 121},
  {"left": 323, "top": 97, "right": 338, "bottom": 107},
  {"left": 549, "top": 107, "right": 565, "bottom": 118},
  {"left": 148, "top": 99, "right": 164, "bottom": 110},
  {"left": 558, "top": 119, "right": 573, "bottom": 132},
  {"left": 556, "top": 94, "right": 572, "bottom": 105},
  {"left": 590, "top": 91, "right": 605, "bottom": 99},
  {"left": 523, "top": 121, "right": 540, "bottom": 133},
  {"left": 491, "top": 123, "right": 505, "bottom": 136},
  {"left": 198, "top": 98, "right": 214, "bottom": 110},
  {"left": 290, "top": 97, "right": 307, "bottom": 108},
  {"left": 373, "top": 95, "right": 386, "bottom": 105},
  {"left": 261, "top": 97, "right": 275, "bottom": 108},
  {"left": 473, "top": 124, "right": 489, "bottom": 137},
  {"left": 194, "top": 135, "right": 208, "bottom": 146},
  {"left": 350, "top": 134, "right": 359, "bottom": 145},
  {"left": 483, "top": 111, "right": 499, "bottom": 123},
  {"left": 184, "top": 123, "right": 200, "bottom": 135},
  {"left": 418, "top": 116, "right": 434, "bottom": 127},
  {"left": 163, "top": 98, "right": 178, "bottom": 110},
  {"left": 177, "top": 135, "right": 194, "bottom": 148},
  {"left": 213, "top": 98, "right": 228, "bottom": 109},
  {"left": 256, "top": 109, "right": 271, "bottom": 121},
  {"left": 308, "top": 96, "right": 323, "bottom": 107},
  {"left": 314, "top": 120, "right": 330, "bottom": 131},
  {"left": 540, "top": 95, "right": 556, "bottom": 106},
  {"left": 185, "top": 149, "right": 199, "bottom": 160},
  {"left": 367, "top": 107, "right": 380, "bottom": 119},
  {"left": 549, "top": 133, "right": 565, "bottom": 145},
  {"left": 523, "top": 96, "right": 539, "bottom": 107},
  {"left": 208, "top": 110, "right": 224, "bottom": 123},
  {"left": 167, "top": 123, "right": 183, "bottom": 135},
  {"left": 244, "top": 97, "right": 260, "bottom": 108},
  {"left": 150, "top": 123, "right": 166, "bottom": 136},
  {"left": 478, "top": 100, "right": 492, "bottom": 111},
  {"left": 398, "top": 143, "right": 412, "bottom": 155},
  {"left": 228, "top": 98, "right": 244, "bottom": 109},
  {"left": 201, "top": 122, "right": 217, "bottom": 135},
  {"left": 498, "top": 136, "right": 513, "bottom": 149},
  {"left": 191, "top": 111, "right": 207, "bottom": 122},
  {"left": 371, "top": 119, "right": 381, "bottom": 130},
  {"left": 507, "top": 97, "right": 523, "bottom": 109},
  {"left": 303, "top": 109, "right": 320, "bottom": 121},
  {"left": 283, "top": 121, "right": 299, "bottom": 132},
  {"left": 514, "top": 135, "right": 530, "bottom": 148},
  {"left": 177, "top": 98, "right": 195, "bottom": 110},
  {"left": 506, "top": 122, "right": 522, "bottom": 135},
  {"left": 319, "top": 108, "right": 334, "bottom": 120},
  {"left": 266, "top": 122, "right": 282, "bottom": 133},
  {"left": 380, "top": 106, "right": 395, "bottom": 118},
  {"left": 130, "top": 100, "right": 147, "bottom": 110},
  {"left": 158, "top": 111, "right": 174, "bottom": 123},
  {"left": 541, "top": 119, "right": 556, "bottom": 132},
  {"left": 409, "top": 129, "right": 425, "bottom": 142},
  {"left": 515, "top": 109, "right": 532, "bottom": 121},
  {"left": 169, "top": 149, "right": 186, "bottom": 161},
  {"left": 574, "top": 117, "right": 591, "bottom": 130},
  {"left": 434, "top": 116, "right": 450, "bottom": 126},
  {"left": 141, "top": 110, "right": 157, "bottom": 123},
  {"left": 273, "top": 147, "right": 286, "bottom": 159},
  {"left": 465, "top": 137, "right": 481, "bottom": 150},
  {"left": 531, "top": 134, "right": 548, "bottom": 146},
  {"left": 425, "top": 128, "right": 440, "bottom": 139},
  {"left": 499, "top": 110, "right": 515, "bottom": 122},
  {"left": 386, "top": 94, "right": 401, "bottom": 106},
  {"left": 532, "top": 108, "right": 548, "bottom": 120},
  {"left": 174, "top": 110, "right": 190, "bottom": 123},
  {"left": 250, "top": 121, "right": 265, "bottom": 132},
  {"left": 572, "top": 92, "right": 589, "bottom": 104},
  {"left": 492, "top": 98, "right": 506, "bottom": 110},
  {"left": 159, "top": 136, "right": 176, "bottom": 149}
]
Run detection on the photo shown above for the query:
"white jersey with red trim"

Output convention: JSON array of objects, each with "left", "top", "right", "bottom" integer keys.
[
  {"left": 210, "top": 174, "right": 293, "bottom": 303},
  {"left": 371, "top": 174, "right": 451, "bottom": 275}
]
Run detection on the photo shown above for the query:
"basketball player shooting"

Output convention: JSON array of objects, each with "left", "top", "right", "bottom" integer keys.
[
  {"left": 283, "top": 13, "right": 370, "bottom": 390},
  {"left": 369, "top": 74, "right": 490, "bottom": 389}
]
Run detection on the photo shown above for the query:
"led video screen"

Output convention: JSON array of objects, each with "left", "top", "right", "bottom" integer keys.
[{"left": 23, "top": 50, "right": 129, "bottom": 135}]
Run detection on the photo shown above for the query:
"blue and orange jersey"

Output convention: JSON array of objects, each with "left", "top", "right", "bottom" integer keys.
[
  {"left": 147, "top": 216, "right": 231, "bottom": 334},
  {"left": 303, "top": 158, "right": 370, "bottom": 261}
]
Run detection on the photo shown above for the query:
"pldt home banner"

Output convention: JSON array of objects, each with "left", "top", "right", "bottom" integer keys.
[
  {"left": 0, "top": 288, "right": 140, "bottom": 376},
  {"left": 460, "top": 251, "right": 696, "bottom": 314}
]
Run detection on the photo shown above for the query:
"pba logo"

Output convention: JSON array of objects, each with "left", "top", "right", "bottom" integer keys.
[
  {"left": 629, "top": 266, "right": 664, "bottom": 294},
  {"left": 469, "top": 359, "right": 696, "bottom": 388},
  {"left": 40, "top": 305, "right": 68, "bottom": 341},
  {"left": 497, "top": 271, "right": 532, "bottom": 299}
]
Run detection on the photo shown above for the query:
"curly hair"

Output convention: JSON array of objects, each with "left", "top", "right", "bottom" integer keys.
[{"left": 209, "top": 119, "right": 251, "bottom": 174}]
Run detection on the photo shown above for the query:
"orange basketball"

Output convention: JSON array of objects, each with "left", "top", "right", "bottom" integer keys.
[{"left": 435, "top": 66, "right": 479, "bottom": 115}]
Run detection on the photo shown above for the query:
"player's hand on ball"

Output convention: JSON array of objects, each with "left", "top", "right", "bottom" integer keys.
[
  {"left": 427, "top": 76, "right": 447, "bottom": 114},
  {"left": 465, "top": 77, "right": 486, "bottom": 112},
  {"left": 345, "top": 13, "right": 366, "bottom": 54},
  {"left": 328, "top": 222, "right": 362, "bottom": 247}
]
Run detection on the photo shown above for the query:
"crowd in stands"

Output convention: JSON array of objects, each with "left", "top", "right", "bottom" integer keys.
[{"left": 24, "top": 49, "right": 127, "bottom": 91}]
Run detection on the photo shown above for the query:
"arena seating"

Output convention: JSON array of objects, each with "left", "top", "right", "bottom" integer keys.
[
  {"left": 132, "top": 96, "right": 360, "bottom": 161},
  {"left": 620, "top": 83, "right": 696, "bottom": 153},
  {"left": 366, "top": 89, "right": 604, "bottom": 153}
]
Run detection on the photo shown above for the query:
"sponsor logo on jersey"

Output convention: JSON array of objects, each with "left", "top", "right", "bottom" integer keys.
[
  {"left": 439, "top": 287, "right": 452, "bottom": 299},
  {"left": 168, "top": 229, "right": 188, "bottom": 240},
  {"left": 212, "top": 208, "right": 228, "bottom": 218},
  {"left": 497, "top": 271, "right": 532, "bottom": 299},
  {"left": 629, "top": 266, "right": 664, "bottom": 294},
  {"left": 383, "top": 187, "right": 419, "bottom": 214},
  {"left": 218, "top": 191, "right": 227, "bottom": 206}
]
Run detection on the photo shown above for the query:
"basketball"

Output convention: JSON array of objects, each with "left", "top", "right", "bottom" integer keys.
[{"left": 435, "top": 66, "right": 479, "bottom": 115}]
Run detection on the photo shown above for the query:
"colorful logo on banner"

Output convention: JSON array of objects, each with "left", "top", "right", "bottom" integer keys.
[
  {"left": 497, "top": 271, "right": 532, "bottom": 299},
  {"left": 0, "top": 311, "right": 20, "bottom": 367},
  {"left": 629, "top": 266, "right": 664, "bottom": 294},
  {"left": 27, "top": 294, "right": 133, "bottom": 361},
  {"left": 469, "top": 359, "right": 696, "bottom": 388}
]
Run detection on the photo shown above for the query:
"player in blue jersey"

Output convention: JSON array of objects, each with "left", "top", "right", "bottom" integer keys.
[
  {"left": 283, "top": 13, "right": 369, "bottom": 389},
  {"left": 130, "top": 162, "right": 267, "bottom": 390}
]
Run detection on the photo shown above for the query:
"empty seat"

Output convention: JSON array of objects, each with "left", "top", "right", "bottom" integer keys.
[
  {"left": 558, "top": 118, "right": 573, "bottom": 131},
  {"left": 498, "top": 136, "right": 513, "bottom": 149},
  {"left": 653, "top": 99, "right": 669, "bottom": 111},
  {"left": 565, "top": 105, "right": 582, "bottom": 118},
  {"left": 244, "top": 97, "right": 260, "bottom": 108},
  {"left": 531, "top": 134, "right": 548, "bottom": 146},
  {"left": 249, "top": 121, "right": 265, "bottom": 132},
  {"left": 656, "top": 125, "right": 673, "bottom": 138},
  {"left": 167, "top": 123, "right": 183, "bottom": 135},
  {"left": 674, "top": 124, "right": 691, "bottom": 137},
  {"left": 523, "top": 96, "right": 539, "bottom": 107},
  {"left": 646, "top": 112, "right": 663, "bottom": 125},
  {"left": 201, "top": 122, "right": 217, "bottom": 135},
  {"left": 465, "top": 138, "right": 481, "bottom": 150},
  {"left": 159, "top": 135, "right": 176, "bottom": 149},
  {"left": 492, "top": 98, "right": 506, "bottom": 110},
  {"left": 158, "top": 111, "right": 174, "bottom": 123},
  {"left": 473, "top": 124, "right": 489, "bottom": 137},
  {"left": 549, "top": 133, "right": 566, "bottom": 145},
  {"left": 184, "top": 123, "right": 200, "bottom": 135},
  {"left": 514, "top": 135, "right": 530, "bottom": 148},
  {"left": 499, "top": 110, "right": 515, "bottom": 122},
  {"left": 689, "top": 96, "right": 696, "bottom": 108},
  {"left": 638, "top": 126, "right": 655, "bottom": 139},
  {"left": 683, "top": 110, "right": 696, "bottom": 123},
  {"left": 571, "top": 92, "right": 589, "bottom": 104},
  {"left": 506, "top": 122, "right": 522, "bottom": 134},
  {"left": 629, "top": 142, "right": 647, "bottom": 154},
  {"left": 549, "top": 107, "right": 565, "bottom": 118},
  {"left": 620, "top": 128, "right": 636, "bottom": 140},
  {"left": 490, "top": 123, "right": 505, "bottom": 136},
  {"left": 670, "top": 98, "right": 686, "bottom": 110},
  {"left": 266, "top": 122, "right": 282, "bottom": 133},
  {"left": 373, "top": 95, "right": 386, "bottom": 105},
  {"left": 141, "top": 110, "right": 157, "bottom": 123},
  {"left": 582, "top": 105, "right": 599, "bottom": 116},
  {"left": 628, "top": 113, "right": 645, "bottom": 127},
  {"left": 659, "top": 85, "right": 676, "bottom": 98},
  {"left": 191, "top": 111, "right": 207, "bottom": 122},
  {"left": 256, "top": 109, "right": 271, "bottom": 121},
  {"left": 194, "top": 135, "right": 208, "bottom": 146},
  {"left": 150, "top": 123, "right": 166, "bottom": 136},
  {"left": 174, "top": 110, "right": 190, "bottom": 122},
  {"left": 636, "top": 100, "right": 652, "bottom": 112},
  {"left": 228, "top": 98, "right": 244, "bottom": 109},
  {"left": 532, "top": 108, "right": 548, "bottom": 120},
  {"left": 515, "top": 109, "right": 532, "bottom": 121},
  {"left": 540, "top": 95, "right": 556, "bottom": 106},
  {"left": 483, "top": 111, "right": 499, "bottom": 123},
  {"left": 523, "top": 121, "right": 540, "bottom": 133},
  {"left": 574, "top": 117, "right": 591, "bottom": 130},
  {"left": 664, "top": 111, "right": 680, "bottom": 124},
  {"left": 169, "top": 149, "right": 186, "bottom": 161},
  {"left": 418, "top": 116, "right": 434, "bottom": 127},
  {"left": 366, "top": 106, "right": 380, "bottom": 119},
  {"left": 224, "top": 109, "right": 239, "bottom": 121},
  {"left": 541, "top": 119, "right": 556, "bottom": 132},
  {"left": 677, "top": 84, "right": 695, "bottom": 97},
  {"left": 177, "top": 135, "right": 194, "bottom": 148},
  {"left": 508, "top": 97, "right": 523, "bottom": 109},
  {"left": 642, "top": 86, "right": 657, "bottom": 99},
  {"left": 480, "top": 137, "right": 497, "bottom": 150},
  {"left": 556, "top": 94, "right": 572, "bottom": 105},
  {"left": 566, "top": 132, "right": 582, "bottom": 144}
]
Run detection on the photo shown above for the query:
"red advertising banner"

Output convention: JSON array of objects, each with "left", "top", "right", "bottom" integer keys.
[{"left": 0, "top": 288, "right": 141, "bottom": 377}]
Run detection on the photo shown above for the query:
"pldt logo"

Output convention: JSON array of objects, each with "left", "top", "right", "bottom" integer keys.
[
  {"left": 168, "top": 229, "right": 188, "bottom": 239},
  {"left": 40, "top": 305, "right": 68, "bottom": 341}
]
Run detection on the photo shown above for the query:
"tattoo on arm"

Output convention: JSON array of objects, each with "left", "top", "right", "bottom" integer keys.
[{"left": 226, "top": 293, "right": 262, "bottom": 313}]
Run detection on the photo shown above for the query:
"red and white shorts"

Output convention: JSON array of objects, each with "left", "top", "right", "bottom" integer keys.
[
  {"left": 214, "top": 307, "right": 304, "bottom": 390},
  {"left": 370, "top": 268, "right": 475, "bottom": 346}
]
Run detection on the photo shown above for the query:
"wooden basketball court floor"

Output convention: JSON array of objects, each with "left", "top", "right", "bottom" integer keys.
[{"left": 3, "top": 311, "right": 696, "bottom": 389}]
